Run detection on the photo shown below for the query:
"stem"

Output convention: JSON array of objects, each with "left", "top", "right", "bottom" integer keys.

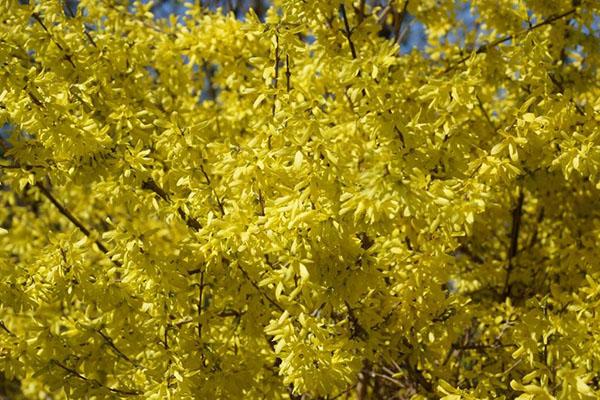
[
  {"left": 340, "top": 4, "right": 357, "bottom": 59},
  {"left": 199, "top": 165, "right": 225, "bottom": 216},
  {"left": 445, "top": 8, "right": 576, "bottom": 72},
  {"left": 238, "top": 265, "right": 284, "bottom": 312},
  {"left": 285, "top": 54, "right": 291, "bottom": 92},
  {"left": 35, "top": 182, "right": 121, "bottom": 267},
  {"left": 32, "top": 12, "right": 76, "bottom": 68},
  {"left": 394, "top": 0, "right": 410, "bottom": 44},
  {"left": 62, "top": 0, "right": 97, "bottom": 47},
  {"left": 142, "top": 178, "right": 203, "bottom": 231},
  {"left": 272, "top": 33, "right": 280, "bottom": 116},
  {"left": 503, "top": 187, "right": 524, "bottom": 300},
  {"left": 52, "top": 360, "right": 140, "bottom": 396},
  {"left": 198, "top": 269, "right": 205, "bottom": 339},
  {"left": 96, "top": 329, "right": 137, "bottom": 366}
]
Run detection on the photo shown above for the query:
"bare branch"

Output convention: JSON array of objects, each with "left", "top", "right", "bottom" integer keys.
[
  {"left": 502, "top": 187, "right": 525, "bottom": 300},
  {"left": 238, "top": 265, "right": 284, "bottom": 312},
  {"left": 198, "top": 268, "right": 205, "bottom": 339},
  {"left": 35, "top": 182, "right": 122, "bottom": 267},
  {"left": 339, "top": 4, "right": 357, "bottom": 59},
  {"left": 444, "top": 9, "right": 576, "bottom": 73},
  {"left": 272, "top": 33, "right": 280, "bottom": 116},
  {"left": 51, "top": 360, "right": 140, "bottom": 396}
]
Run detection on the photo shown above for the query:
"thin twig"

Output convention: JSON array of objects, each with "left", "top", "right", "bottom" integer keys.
[
  {"left": 476, "top": 94, "right": 496, "bottom": 132},
  {"left": 0, "top": 320, "right": 15, "bottom": 336},
  {"left": 502, "top": 187, "right": 524, "bottom": 300},
  {"left": 548, "top": 73, "right": 585, "bottom": 116},
  {"left": 52, "top": 360, "right": 140, "bottom": 396},
  {"left": 31, "top": 12, "right": 76, "bottom": 68},
  {"left": 339, "top": 4, "right": 357, "bottom": 59},
  {"left": 62, "top": 0, "right": 97, "bottom": 47},
  {"left": 96, "top": 329, "right": 137, "bottom": 366},
  {"left": 198, "top": 269, "right": 205, "bottom": 339},
  {"left": 285, "top": 54, "right": 291, "bottom": 92},
  {"left": 272, "top": 33, "right": 280, "bottom": 116},
  {"left": 35, "top": 182, "right": 122, "bottom": 267},
  {"left": 238, "top": 265, "right": 284, "bottom": 312},
  {"left": 444, "top": 9, "right": 576, "bottom": 73},
  {"left": 142, "top": 178, "right": 203, "bottom": 231},
  {"left": 394, "top": 0, "right": 410, "bottom": 44},
  {"left": 404, "top": 361, "right": 433, "bottom": 393},
  {"left": 344, "top": 301, "right": 368, "bottom": 340},
  {"left": 199, "top": 165, "right": 225, "bottom": 216}
]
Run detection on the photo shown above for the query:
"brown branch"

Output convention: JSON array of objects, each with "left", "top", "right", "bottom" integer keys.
[
  {"left": 548, "top": 73, "right": 585, "bottom": 116},
  {"left": 199, "top": 165, "right": 225, "bottom": 216},
  {"left": 455, "top": 342, "right": 517, "bottom": 350},
  {"left": 35, "top": 182, "right": 122, "bottom": 267},
  {"left": 197, "top": 268, "right": 205, "bottom": 340},
  {"left": 96, "top": 329, "right": 137, "bottom": 366},
  {"left": 0, "top": 320, "right": 15, "bottom": 336},
  {"left": 238, "top": 265, "right": 284, "bottom": 312},
  {"left": 0, "top": 164, "right": 45, "bottom": 170},
  {"left": 456, "top": 244, "right": 485, "bottom": 265},
  {"left": 331, "top": 383, "right": 358, "bottom": 399},
  {"left": 285, "top": 54, "right": 291, "bottom": 92},
  {"left": 394, "top": 0, "right": 410, "bottom": 44},
  {"left": 502, "top": 187, "right": 524, "bottom": 300},
  {"left": 476, "top": 94, "right": 496, "bottom": 132},
  {"left": 142, "top": 178, "right": 203, "bottom": 231},
  {"left": 394, "top": 126, "right": 406, "bottom": 148},
  {"left": 62, "top": 0, "right": 97, "bottom": 47},
  {"left": 527, "top": 207, "right": 544, "bottom": 250},
  {"left": 404, "top": 362, "right": 433, "bottom": 393},
  {"left": 444, "top": 8, "right": 576, "bottom": 73},
  {"left": 355, "top": 0, "right": 366, "bottom": 23},
  {"left": 141, "top": 178, "right": 170, "bottom": 201},
  {"left": 339, "top": 4, "right": 357, "bottom": 59},
  {"left": 26, "top": 89, "right": 45, "bottom": 108},
  {"left": 344, "top": 301, "right": 368, "bottom": 341},
  {"left": 257, "top": 188, "right": 266, "bottom": 216},
  {"left": 31, "top": 13, "right": 76, "bottom": 68},
  {"left": 51, "top": 360, "right": 140, "bottom": 396},
  {"left": 272, "top": 33, "right": 280, "bottom": 116}
]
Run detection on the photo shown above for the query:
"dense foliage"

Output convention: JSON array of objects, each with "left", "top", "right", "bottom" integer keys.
[{"left": 1, "top": 0, "right": 600, "bottom": 398}]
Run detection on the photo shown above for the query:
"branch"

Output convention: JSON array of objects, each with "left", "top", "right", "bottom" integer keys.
[
  {"left": 31, "top": 12, "right": 76, "bottom": 68},
  {"left": 394, "top": 0, "right": 410, "bottom": 44},
  {"left": 404, "top": 362, "right": 433, "bottom": 393},
  {"left": 444, "top": 8, "right": 576, "bottom": 73},
  {"left": 394, "top": 126, "right": 406, "bottom": 148},
  {"left": 51, "top": 360, "right": 140, "bottom": 396},
  {"left": 0, "top": 320, "right": 15, "bottom": 337},
  {"left": 476, "top": 94, "right": 496, "bottom": 132},
  {"left": 238, "top": 265, "right": 284, "bottom": 312},
  {"left": 96, "top": 329, "right": 138, "bottom": 367},
  {"left": 142, "top": 178, "right": 203, "bottom": 231},
  {"left": 35, "top": 182, "right": 122, "bottom": 267},
  {"left": 355, "top": 0, "right": 366, "bottom": 23},
  {"left": 62, "top": 0, "right": 97, "bottom": 47},
  {"left": 339, "top": 4, "right": 357, "bottom": 59},
  {"left": 199, "top": 165, "right": 225, "bottom": 216},
  {"left": 548, "top": 73, "right": 586, "bottom": 116},
  {"left": 197, "top": 268, "right": 205, "bottom": 340},
  {"left": 502, "top": 187, "right": 524, "bottom": 300},
  {"left": 285, "top": 54, "right": 291, "bottom": 92},
  {"left": 272, "top": 33, "right": 280, "bottom": 116},
  {"left": 344, "top": 301, "right": 368, "bottom": 341}
]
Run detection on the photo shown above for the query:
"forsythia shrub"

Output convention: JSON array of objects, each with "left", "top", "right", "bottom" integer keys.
[{"left": 0, "top": 0, "right": 599, "bottom": 398}]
